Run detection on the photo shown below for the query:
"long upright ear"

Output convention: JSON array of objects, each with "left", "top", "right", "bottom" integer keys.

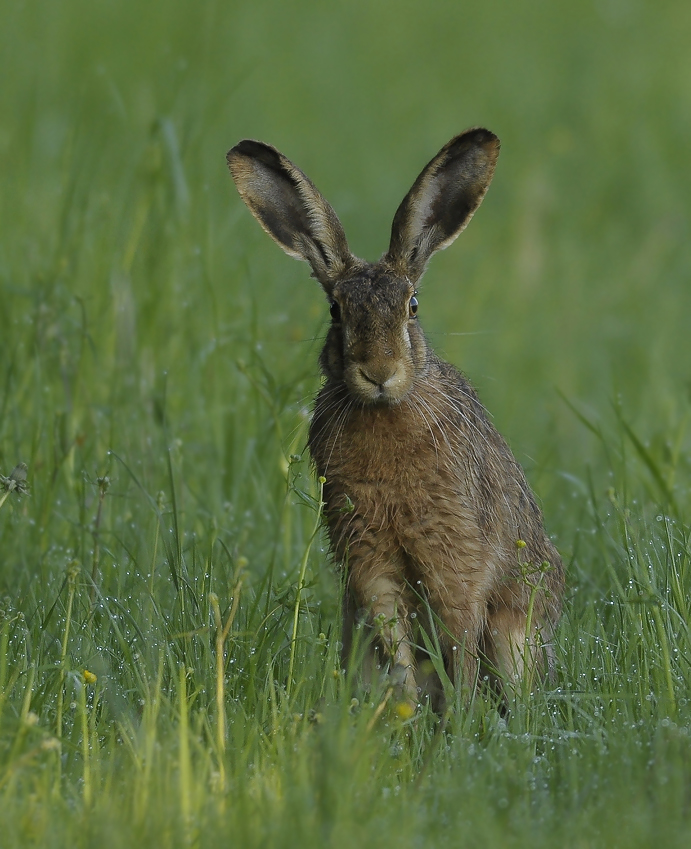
[
  {"left": 227, "top": 140, "right": 359, "bottom": 292},
  {"left": 386, "top": 128, "right": 500, "bottom": 283}
]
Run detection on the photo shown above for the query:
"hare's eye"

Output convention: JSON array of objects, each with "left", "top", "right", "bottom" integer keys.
[
  {"left": 409, "top": 296, "right": 418, "bottom": 317},
  {"left": 329, "top": 301, "right": 341, "bottom": 322}
]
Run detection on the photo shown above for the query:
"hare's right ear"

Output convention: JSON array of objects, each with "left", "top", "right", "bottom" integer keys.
[
  {"left": 227, "top": 140, "right": 358, "bottom": 293},
  {"left": 386, "top": 128, "right": 500, "bottom": 283}
]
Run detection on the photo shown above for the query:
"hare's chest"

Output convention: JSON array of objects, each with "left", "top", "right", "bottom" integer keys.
[
  {"left": 312, "top": 403, "right": 445, "bottom": 485},
  {"left": 313, "top": 402, "right": 494, "bottom": 584},
  {"left": 317, "top": 406, "right": 472, "bottom": 520}
]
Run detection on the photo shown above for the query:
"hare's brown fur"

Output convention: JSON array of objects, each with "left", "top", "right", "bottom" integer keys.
[{"left": 227, "top": 129, "right": 564, "bottom": 705}]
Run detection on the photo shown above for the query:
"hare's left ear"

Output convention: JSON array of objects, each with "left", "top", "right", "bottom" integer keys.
[
  {"left": 386, "top": 128, "right": 499, "bottom": 283},
  {"left": 227, "top": 140, "right": 359, "bottom": 294}
]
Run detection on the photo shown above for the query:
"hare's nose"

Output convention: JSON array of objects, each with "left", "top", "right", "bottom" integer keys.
[{"left": 359, "top": 363, "right": 399, "bottom": 388}]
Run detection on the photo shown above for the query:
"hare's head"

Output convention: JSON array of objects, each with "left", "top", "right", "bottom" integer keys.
[{"left": 227, "top": 129, "right": 499, "bottom": 405}]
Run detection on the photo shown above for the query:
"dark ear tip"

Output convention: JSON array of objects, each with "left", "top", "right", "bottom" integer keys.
[
  {"left": 465, "top": 126, "right": 500, "bottom": 144},
  {"left": 227, "top": 139, "right": 282, "bottom": 168},
  {"left": 449, "top": 127, "right": 500, "bottom": 157}
]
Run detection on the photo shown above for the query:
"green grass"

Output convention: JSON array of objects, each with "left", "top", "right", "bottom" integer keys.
[{"left": 1, "top": 0, "right": 691, "bottom": 845}]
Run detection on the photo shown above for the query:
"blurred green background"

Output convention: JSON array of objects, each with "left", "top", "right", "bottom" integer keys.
[{"left": 1, "top": 0, "right": 690, "bottom": 846}]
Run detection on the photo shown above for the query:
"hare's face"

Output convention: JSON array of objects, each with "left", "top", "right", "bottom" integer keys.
[{"left": 321, "top": 268, "right": 427, "bottom": 405}]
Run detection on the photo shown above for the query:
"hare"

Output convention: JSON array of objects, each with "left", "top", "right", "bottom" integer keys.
[{"left": 227, "top": 128, "right": 563, "bottom": 707}]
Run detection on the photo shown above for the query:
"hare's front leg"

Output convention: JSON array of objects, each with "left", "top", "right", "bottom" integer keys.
[
  {"left": 419, "top": 562, "right": 488, "bottom": 696},
  {"left": 346, "top": 548, "right": 418, "bottom": 705}
]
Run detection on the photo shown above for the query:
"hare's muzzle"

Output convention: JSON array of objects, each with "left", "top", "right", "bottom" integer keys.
[{"left": 346, "top": 360, "right": 410, "bottom": 405}]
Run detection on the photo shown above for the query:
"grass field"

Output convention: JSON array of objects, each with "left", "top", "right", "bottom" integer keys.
[{"left": 1, "top": 0, "right": 691, "bottom": 846}]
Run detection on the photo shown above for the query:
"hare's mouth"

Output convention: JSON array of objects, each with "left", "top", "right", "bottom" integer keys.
[{"left": 346, "top": 363, "right": 411, "bottom": 405}]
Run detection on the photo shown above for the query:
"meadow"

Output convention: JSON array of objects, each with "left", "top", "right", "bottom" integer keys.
[{"left": 1, "top": 0, "right": 690, "bottom": 845}]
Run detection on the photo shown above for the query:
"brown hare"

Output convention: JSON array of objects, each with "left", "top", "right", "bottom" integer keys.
[{"left": 227, "top": 128, "right": 563, "bottom": 708}]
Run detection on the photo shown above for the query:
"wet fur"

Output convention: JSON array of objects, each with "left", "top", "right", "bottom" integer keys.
[{"left": 227, "top": 129, "right": 564, "bottom": 706}]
